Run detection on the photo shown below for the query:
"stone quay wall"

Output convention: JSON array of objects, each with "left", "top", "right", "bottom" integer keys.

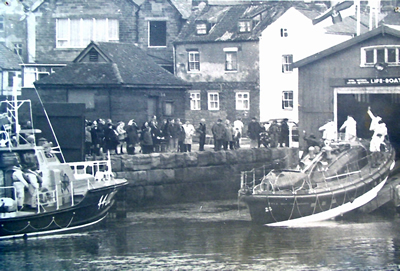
[{"left": 111, "top": 148, "right": 299, "bottom": 209}]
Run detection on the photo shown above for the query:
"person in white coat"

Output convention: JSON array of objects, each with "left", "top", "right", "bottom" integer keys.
[
  {"left": 367, "top": 107, "right": 387, "bottom": 167},
  {"left": 319, "top": 119, "right": 337, "bottom": 143},
  {"left": 183, "top": 120, "right": 195, "bottom": 152},
  {"left": 339, "top": 115, "right": 357, "bottom": 141}
]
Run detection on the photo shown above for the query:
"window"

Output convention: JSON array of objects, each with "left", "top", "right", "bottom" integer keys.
[
  {"left": 282, "top": 54, "right": 293, "bottom": 73},
  {"left": 14, "top": 43, "right": 22, "bottom": 56},
  {"left": 361, "top": 46, "right": 400, "bottom": 66},
  {"left": 0, "top": 16, "right": 4, "bottom": 31},
  {"left": 149, "top": 21, "right": 166, "bottom": 47},
  {"left": 164, "top": 101, "right": 174, "bottom": 116},
  {"left": 69, "top": 90, "right": 95, "bottom": 109},
  {"left": 282, "top": 91, "right": 293, "bottom": 110},
  {"left": 236, "top": 92, "right": 249, "bottom": 110},
  {"left": 56, "top": 18, "right": 119, "bottom": 48},
  {"left": 190, "top": 92, "right": 201, "bottom": 110},
  {"left": 238, "top": 20, "right": 252, "bottom": 33},
  {"left": 224, "top": 47, "right": 238, "bottom": 71},
  {"left": 188, "top": 51, "right": 200, "bottom": 72},
  {"left": 196, "top": 23, "right": 208, "bottom": 35},
  {"left": 208, "top": 92, "right": 219, "bottom": 110},
  {"left": 280, "top": 28, "right": 288, "bottom": 37},
  {"left": 225, "top": 52, "right": 237, "bottom": 71},
  {"left": 8, "top": 72, "right": 15, "bottom": 87}
]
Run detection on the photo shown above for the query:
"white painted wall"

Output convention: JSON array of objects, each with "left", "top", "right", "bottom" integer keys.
[{"left": 259, "top": 7, "right": 350, "bottom": 123}]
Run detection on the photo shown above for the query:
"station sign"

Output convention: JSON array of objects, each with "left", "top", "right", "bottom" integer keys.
[{"left": 345, "top": 77, "right": 400, "bottom": 85}]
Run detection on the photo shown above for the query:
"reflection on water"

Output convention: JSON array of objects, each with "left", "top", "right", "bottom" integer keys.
[{"left": 1, "top": 200, "right": 400, "bottom": 270}]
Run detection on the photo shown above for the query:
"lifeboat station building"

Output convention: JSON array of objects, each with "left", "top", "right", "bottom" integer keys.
[{"left": 294, "top": 25, "right": 400, "bottom": 156}]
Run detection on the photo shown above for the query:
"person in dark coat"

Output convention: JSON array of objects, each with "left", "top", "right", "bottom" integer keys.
[
  {"left": 211, "top": 119, "right": 226, "bottom": 151},
  {"left": 268, "top": 120, "right": 280, "bottom": 148},
  {"left": 140, "top": 122, "right": 153, "bottom": 154},
  {"left": 279, "top": 118, "right": 290, "bottom": 147},
  {"left": 126, "top": 119, "right": 139, "bottom": 154},
  {"left": 247, "top": 117, "right": 261, "bottom": 148},
  {"left": 176, "top": 119, "right": 186, "bottom": 152},
  {"left": 103, "top": 122, "right": 119, "bottom": 154},
  {"left": 197, "top": 119, "right": 206, "bottom": 151}
]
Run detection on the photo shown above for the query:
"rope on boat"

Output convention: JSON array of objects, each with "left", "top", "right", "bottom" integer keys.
[{"left": 1, "top": 213, "right": 75, "bottom": 233}]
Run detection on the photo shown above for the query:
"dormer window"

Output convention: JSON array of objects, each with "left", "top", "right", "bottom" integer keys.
[
  {"left": 238, "top": 20, "right": 252, "bottom": 33},
  {"left": 361, "top": 46, "right": 400, "bottom": 67},
  {"left": 196, "top": 22, "right": 209, "bottom": 35}
]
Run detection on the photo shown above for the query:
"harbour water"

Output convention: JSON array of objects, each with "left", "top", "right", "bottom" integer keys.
[{"left": 1, "top": 200, "right": 400, "bottom": 270}]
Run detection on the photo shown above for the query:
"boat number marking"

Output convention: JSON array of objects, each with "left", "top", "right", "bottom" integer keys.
[
  {"left": 265, "top": 206, "right": 272, "bottom": 213},
  {"left": 98, "top": 194, "right": 110, "bottom": 209}
]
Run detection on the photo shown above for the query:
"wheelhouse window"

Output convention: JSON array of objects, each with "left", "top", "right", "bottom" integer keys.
[
  {"left": 282, "top": 54, "right": 293, "bottom": 73},
  {"left": 238, "top": 20, "right": 252, "bottom": 33},
  {"left": 56, "top": 18, "right": 119, "bottom": 48},
  {"left": 282, "top": 91, "right": 293, "bottom": 110},
  {"left": 361, "top": 46, "right": 400, "bottom": 66},
  {"left": 190, "top": 92, "right": 201, "bottom": 110},
  {"left": 149, "top": 20, "right": 167, "bottom": 47},
  {"left": 236, "top": 92, "right": 249, "bottom": 110},
  {"left": 224, "top": 47, "right": 238, "bottom": 72},
  {"left": 208, "top": 92, "right": 219, "bottom": 111},
  {"left": 188, "top": 50, "right": 200, "bottom": 72}
]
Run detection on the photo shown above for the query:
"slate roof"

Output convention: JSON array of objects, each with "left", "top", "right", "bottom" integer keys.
[
  {"left": 35, "top": 42, "right": 190, "bottom": 88},
  {"left": 170, "top": 0, "right": 192, "bottom": 19},
  {"left": 324, "top": 13, "right": 388, "bottom": 36},
  {"left": 0, "top": 44, "right": 21, "bottom": 70},
  {"left": 175, "top": 2, "right": 325, "bottom": 44},
  {"left": 293, "top": 25, "right": 400, "bottom": 68}
]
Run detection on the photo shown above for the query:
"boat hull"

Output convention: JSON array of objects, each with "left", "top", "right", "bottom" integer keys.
[
  {"left": 0, "top": 181, "right": 127, "bottom": 239},
  {"left": 240, "top": 159, "right": 395, "bottom": 226}
]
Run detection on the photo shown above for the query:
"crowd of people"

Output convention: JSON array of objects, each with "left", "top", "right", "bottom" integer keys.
[{"left": 84, "top": 116, "right": 290, "bottom": 156}]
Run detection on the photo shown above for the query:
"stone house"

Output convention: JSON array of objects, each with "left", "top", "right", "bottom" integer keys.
[
  {"left": 174, "top": 1, "right": 349, "bottom": 129},
  {"left": 34, "top": 41, "right": 191, "bottom": 125}
]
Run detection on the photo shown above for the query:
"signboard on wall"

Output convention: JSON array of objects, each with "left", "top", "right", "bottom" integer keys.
[{"left": 345, "top": 77, "right": 400, "bottom": 86}]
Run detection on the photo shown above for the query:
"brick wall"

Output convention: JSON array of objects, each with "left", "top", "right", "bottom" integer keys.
[
  {"left": 137, "top": 0, "right": 185, "bottom": 64},
  {"left": 34, "top": 0, "right": 138, "bottom": 63}
]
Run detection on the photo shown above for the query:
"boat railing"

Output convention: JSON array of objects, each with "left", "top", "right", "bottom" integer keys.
[
  {"left": 35, "top": 186, "right": 58, "bottom": 213},
  {"left": 240, "top": 141, "right": 394, "bottom": 194}
]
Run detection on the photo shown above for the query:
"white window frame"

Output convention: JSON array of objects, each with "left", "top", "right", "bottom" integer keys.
[
  {"left": 282, "top": 91, "right": 293, "bottom": 110},
  {"left": 208, "top": 92, "right": 219, "bottom": 111},
  {"left": 361, "top": 45, "right": 400, "bottom": 67},
  {"left": 238, "top": 20, "right": 252, "bottom": 33},
  {"left": 282, "top": 54, "right": 293, "bottom": 73},
  {"left": 188, "top": 51, "right": 200, "bottom": 72},
  {"left": 196, "top": 23, "right": 208, "bottom": 35},
  {"left": 190, "top": 91, "right": 201, "bottom": 110},
  {"left": 236, "top": 91, "right": 249, "bottom": 110},
  {"left": 56, "top": 18, "right": 119, "bottom": 48},
  {"left": 224, "top": 47, "right": 238, "bottom": 72}
]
